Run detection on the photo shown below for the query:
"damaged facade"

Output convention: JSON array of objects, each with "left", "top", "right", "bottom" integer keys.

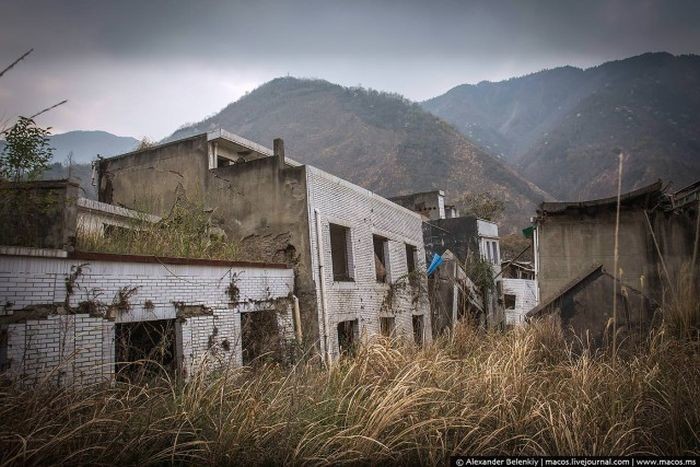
[
  {"left": 0, "top": 251, "right": 295, "bottom": 385},
  {"left": 528, "top": 180, "right": 699, "bottom": 341},
  {"left": 97, "top": 130, "right": 431, "bottom": 362},
  {"left": 0, "top": 179, "right": 297, "bottom": 384},
  {"left": 389, "top": 190, "right": 504, "bottom": 333}
]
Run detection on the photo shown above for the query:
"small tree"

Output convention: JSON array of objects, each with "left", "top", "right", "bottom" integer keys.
[
  {"left": 458, "top": 192, "right": 505, "bottom": 222},
  {"left": 0, "top": 116, "right": 53, "bottom": 181}
]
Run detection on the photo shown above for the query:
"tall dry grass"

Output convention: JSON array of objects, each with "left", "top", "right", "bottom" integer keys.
[
  {"left": 0, "top": 316, "right": 698, "bottom": 465},
  {"left": 76, "top": 198, "right": 238, "bottom": 261}
]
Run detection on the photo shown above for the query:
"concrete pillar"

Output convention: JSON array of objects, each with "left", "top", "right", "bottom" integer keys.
[{"left": 273, "top": 138, "right": 285, "bottom": 166}]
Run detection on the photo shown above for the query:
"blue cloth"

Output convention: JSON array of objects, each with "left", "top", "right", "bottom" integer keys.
[{"left": 426, "top": 253, "right": 444, "bottom": 276}]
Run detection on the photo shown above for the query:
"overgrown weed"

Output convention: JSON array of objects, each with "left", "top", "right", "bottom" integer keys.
[{"left": 1, "top": 314, "right": 698, "bottom": 465}]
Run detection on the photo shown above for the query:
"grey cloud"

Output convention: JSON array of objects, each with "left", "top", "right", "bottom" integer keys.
[{"left": 1, "top": 0, "right": 698, "bottom": 138}]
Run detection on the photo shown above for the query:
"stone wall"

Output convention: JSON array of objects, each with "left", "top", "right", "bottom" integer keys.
[{"left": 0, "top": 252, "right": 295, "bottom": 385}]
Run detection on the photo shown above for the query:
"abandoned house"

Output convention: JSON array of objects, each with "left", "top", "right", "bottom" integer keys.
[
  {"left": 0, "top": 179, "right": 296, "bottom": 385},
  {"left": 500, "top": 260, "right": 538, "bottom": 326},
  {"left": 389, "top": 189, "right": 504, "bottom": 332},
  {"left": 97, "top": 130, "right": 431, "bottom": 361},
  {"left": 529, "top": 180, "right": 699, "bottom": 340}
]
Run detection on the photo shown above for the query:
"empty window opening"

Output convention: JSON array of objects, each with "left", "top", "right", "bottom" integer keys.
[
  {"left": 217, "top": 156, "right": 233, "bottom": 168},
  {"left": 380, "top": 317, "right": 395, "bottom": 337},
  {"left": 373, "top": 235, "right": 389, "bottom": 283},
  {"left": 330, "top": 223, "right": 353, "bottom": 281},
  {"left": 337, "top": 319, "right": 358, "bottom": 356},
  {"left": 504, "top": 294, "right": 516, "bottom": 310},
  {"left": 241, "top": 310, "right": 281, "bottom": 365},
  {"left": 405, "top": 244, "right": 418, "bottom": 286},
  {"left": 405, "top": 244, "right": 417, "bottom": 275},
  {"left": 0, "top": 328, "right": 8, "bottom": 372},
  {"left": 491, "top": 241, "right": 499, "bottom": 264},
  {"left": 115, "top": 319, "right": 177, "bottom": 382}
]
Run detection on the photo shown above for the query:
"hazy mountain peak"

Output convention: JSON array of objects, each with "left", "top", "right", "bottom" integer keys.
[{"left": 422, "top": 52, "right": 700, "bottom": 200}]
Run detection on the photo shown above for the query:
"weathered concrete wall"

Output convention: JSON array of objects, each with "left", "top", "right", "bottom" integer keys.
[
  {"left": 204, "top": 157, "right": 318, "bottom": 352},
  {"left": 0, "top": 252, "right": 295, "bottom": 385},
  {"left": 306, "top": 166, "right": 431, "bottom": 359},
  {"left": 98, "top": 137, "right": 319, "bottom": 352},
  {"left": 99, "top": 135, "right": 210, "bottom": 215},
  {"left": 0, "top": 180, "right": 79, "bottom": 250},
  {"left": 537, "top": 209, "right": 653, "bottom": 301},
  {"left": 537, "top": 205, "right": 698, "bottom": 303},
  {"left": 389, "top": 190, "right": 445, "bottom": 220}
]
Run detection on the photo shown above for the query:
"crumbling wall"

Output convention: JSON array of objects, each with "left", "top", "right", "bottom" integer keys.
[
  {"left": 502, "top": 278, "right": 538, "bottom": 326},
  {"left": 204, "top": 156, "right": 318, "bottom": 354},
  {"left": 0, "top": 252, "right": 295, "bottom": 386},
  {"left": 0, "top": 180, "right": 80, "bottom": 250},
  {"left": 98, "top": 134, "right": 210, "bottom": 214}
]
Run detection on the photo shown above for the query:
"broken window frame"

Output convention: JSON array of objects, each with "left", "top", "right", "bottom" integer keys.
[
  {"left": 405, "top": 243, "right": 419, "bottom": 287},
  {"left": 373, "top": 234, "right": 390, "bottom": 283},
  {"left": 329, "top": 223, "right": 354, "bottom": 282}
]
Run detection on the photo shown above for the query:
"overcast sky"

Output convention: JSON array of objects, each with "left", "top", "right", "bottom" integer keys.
[{"left": 1, "top": 0, "right": 699, "bottom": 139}]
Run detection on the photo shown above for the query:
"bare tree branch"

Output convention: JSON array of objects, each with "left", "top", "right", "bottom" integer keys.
[
  {"left": 0, "top": 48, "right": 34, "bottom": 79},
  {"left": 29, "top": 100, "right": 68, "bottom": 119}
]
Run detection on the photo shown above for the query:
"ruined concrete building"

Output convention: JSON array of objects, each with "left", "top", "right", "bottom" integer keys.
[
  {"left": 528, "top": 180, "right": 699, "bottom": 342},
  {"left": 389, "top": 190, "right": 504, "bottom": 332},
  {"left": 0, "top": 180, "right": 296, "bottom": 385},
  {"left": 98, "top": 130, "right": 431, "bottom": 361}
]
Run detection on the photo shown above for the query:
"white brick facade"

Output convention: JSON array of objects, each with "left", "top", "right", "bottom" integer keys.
[
  {"left": 502, "top": 278, "right": 538, "bottom": 326},
  {"left": 0, "top": 253, "right": 295, "bottom": 385},
  {"left": 305, "top": 166, "right": 431, "bottom": 359}
]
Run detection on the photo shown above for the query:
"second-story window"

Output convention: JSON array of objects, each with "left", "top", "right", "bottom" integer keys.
[
  {"left": 330, "top": 223, "right": 353, "bottom": 282},
  {"left": 373, "top": 235, "right": 389, "bottom": 283}
]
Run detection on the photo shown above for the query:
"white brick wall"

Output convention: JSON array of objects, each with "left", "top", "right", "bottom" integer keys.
[
  {"left": 305, "top": 166, "right": 431, "bottom": 359},
  {"left": 0, "top": 254, "right": 295, "bottom": 385},
  {"left": 502, "top": 278, "right": 538, "bottom": 326}
]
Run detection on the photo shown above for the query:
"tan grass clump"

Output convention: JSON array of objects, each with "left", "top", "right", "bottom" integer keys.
[{"left": 0, "top": 318, "right": 698, "bottom": 465}]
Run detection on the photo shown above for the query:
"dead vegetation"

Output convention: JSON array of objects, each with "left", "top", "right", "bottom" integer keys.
[
  {"left": 76, "top": 197, "right": 239, "bottom": 261},
  {"left": 0, "top": 310, "right": 698, "bottom": 465}
]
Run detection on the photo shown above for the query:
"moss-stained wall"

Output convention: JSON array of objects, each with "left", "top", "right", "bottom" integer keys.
[{"left": 0, "top": 180, "right": 79, "bottom": 250}]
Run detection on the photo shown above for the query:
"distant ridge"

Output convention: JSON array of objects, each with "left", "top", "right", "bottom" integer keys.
[
  {"left": 422, "top": 52, "right": 700, "bottom": 199},
  {"left": 166, "top": 77, "right": 550, "bottom": 229}
]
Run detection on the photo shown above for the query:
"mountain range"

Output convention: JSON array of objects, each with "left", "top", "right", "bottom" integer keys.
[
  {"left": 0, "top": 130, "right": 138, "bottom": 165},
  {"left": 18, "top": 52, "right": 700, "bottom": 229},
  {"left": 422, "top": 52, "right": 700, "bottom": 199},
  {"left": 166, "top": 77, "right": 549, "bottom": 229}
]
